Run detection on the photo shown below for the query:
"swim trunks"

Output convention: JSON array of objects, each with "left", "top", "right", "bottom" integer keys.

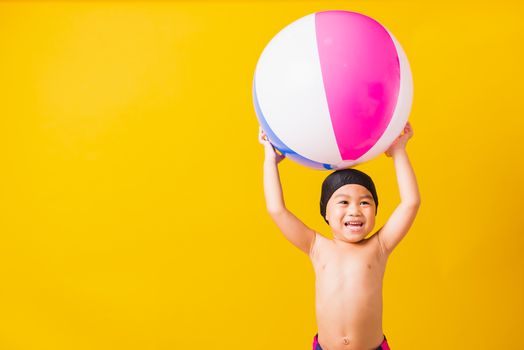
[{"left": 312, "top": 334, "right": 390, "bottom": 350}]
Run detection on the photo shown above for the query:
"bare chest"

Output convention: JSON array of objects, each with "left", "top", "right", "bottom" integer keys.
[{"left": 311, "top": 237, "right": 387, "bottom": 292}]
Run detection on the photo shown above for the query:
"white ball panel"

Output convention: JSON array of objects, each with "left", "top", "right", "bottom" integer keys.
[{"left": 254, "top": 14, "right": 342, "bottom": 164}]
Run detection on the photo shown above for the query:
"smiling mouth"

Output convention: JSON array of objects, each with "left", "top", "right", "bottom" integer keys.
[{"left": 344, "top": 221, "right": 363, "bottom": 227}]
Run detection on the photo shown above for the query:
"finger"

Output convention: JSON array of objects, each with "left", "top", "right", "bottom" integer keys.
[
  {"left": 258, "top": 132, "right": 268, "bottom": 144},
  {"left": 258, "top": 127, "right": 268, "bottom": 141},
  {"left": 406, "top": 122, "right": 413, "bottom": 134},
  {"left": 259, "top": 135, "right": 270, "bottom": 145}
]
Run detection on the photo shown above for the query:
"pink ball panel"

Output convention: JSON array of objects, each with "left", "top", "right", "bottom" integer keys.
[{"left": 315, "top": 11, "right": 401, "bottom": 160}]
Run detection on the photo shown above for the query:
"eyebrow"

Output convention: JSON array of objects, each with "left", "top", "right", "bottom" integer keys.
[{"left": 334, "top": 194, "right": 373, "bottom": 200}]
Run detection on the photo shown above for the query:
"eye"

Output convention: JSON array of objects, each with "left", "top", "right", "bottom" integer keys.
[
  {"left": 360, "top": 201, "right": 370, "bottom": 206},
  {"left": 338, "top": 200, "right": 349, "bottom": 205}
]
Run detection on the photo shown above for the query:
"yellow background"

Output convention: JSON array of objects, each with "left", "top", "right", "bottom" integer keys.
[{"left": 1, "top": 1, "right": 523, "bottom": 349}]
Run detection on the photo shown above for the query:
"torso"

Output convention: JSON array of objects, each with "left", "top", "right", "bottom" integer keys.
[{"left": 309, "top": 232, "right": 389, "bottom": 350}]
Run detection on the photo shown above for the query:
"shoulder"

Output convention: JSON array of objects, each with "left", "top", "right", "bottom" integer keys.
[
  {"left": 371, "top": 230, "right": 389, "bottom": 258},
  {"left": 309, "top": 232, "right": 331, "bottom": 260}
]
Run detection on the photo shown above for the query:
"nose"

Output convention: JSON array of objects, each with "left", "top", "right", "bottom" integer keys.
[{"left": 347, "top": 203, "right": 361, "bottom": 216}]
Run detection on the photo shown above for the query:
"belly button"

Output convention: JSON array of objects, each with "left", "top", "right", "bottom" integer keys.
[{"left": 343, "top": 337, "right": 350, "bottom": 345}]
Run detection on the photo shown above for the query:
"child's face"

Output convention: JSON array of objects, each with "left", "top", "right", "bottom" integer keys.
[{"left": 325, "top": 184, "right": 376, "bottom": 243}]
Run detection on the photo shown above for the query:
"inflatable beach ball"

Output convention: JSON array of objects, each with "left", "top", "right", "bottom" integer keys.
[{"left": 253, "top": 10, "right": 413, "bottom": 169}]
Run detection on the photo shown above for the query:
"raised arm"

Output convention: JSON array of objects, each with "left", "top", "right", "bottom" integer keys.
[
  {"left": 378, "top": 122, "right": 421, "bottom": 254},
  {"left": 258, "top": 127, "right": 316, "bottom": 255}
]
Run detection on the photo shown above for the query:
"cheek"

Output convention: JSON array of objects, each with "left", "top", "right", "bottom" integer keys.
[
  {"left": 366, "top": 212, "right": 376, "bottom": 224},
  {"left": 328, "top": 206, "right": 342, "bottom": 216}
]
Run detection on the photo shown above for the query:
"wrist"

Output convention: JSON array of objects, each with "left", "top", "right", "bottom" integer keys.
[
  {"left": 391, "top": 147, "right": 407, "bottom": 159},
  {"left": 264, "top": 157, "right": 278, "bottom": 166}
]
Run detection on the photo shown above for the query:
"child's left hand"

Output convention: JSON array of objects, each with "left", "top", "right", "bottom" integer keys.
[{"left": 385, "top": 122, "right": 413, "bottom": 157}]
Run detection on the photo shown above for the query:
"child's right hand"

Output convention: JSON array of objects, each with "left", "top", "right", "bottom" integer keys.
[{"left": 258, "top": 126, "right": 285, "bottom": 164}]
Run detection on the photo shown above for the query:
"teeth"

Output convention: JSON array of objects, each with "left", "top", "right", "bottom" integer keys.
[{"left": 345, "top": 222, "right": 363, "bottom": 226}]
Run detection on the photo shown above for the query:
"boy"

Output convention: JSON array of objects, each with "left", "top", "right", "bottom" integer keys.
[{"left": 258, "top": 122, "right": 420, "bottom": 350}]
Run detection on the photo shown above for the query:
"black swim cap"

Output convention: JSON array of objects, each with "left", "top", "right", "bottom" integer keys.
[{"left": 320, "top": 168, "right": 378, "bottom": 224}]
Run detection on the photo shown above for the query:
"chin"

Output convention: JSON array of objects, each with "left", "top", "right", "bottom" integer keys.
[
  {"left": 335, "top": 232, "right": 367, "bottom": 243},
  {"left": 347, "top": 236, "right": 366, "bottom": 243}
]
